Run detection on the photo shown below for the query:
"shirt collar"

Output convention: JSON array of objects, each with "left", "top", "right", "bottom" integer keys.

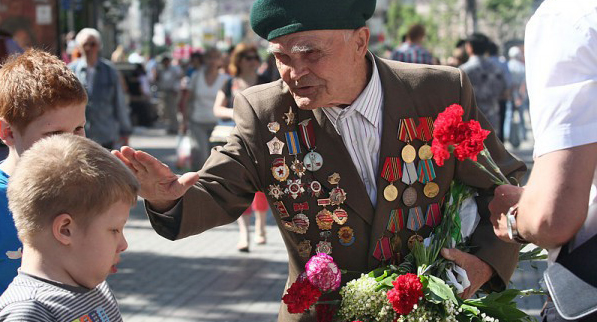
[{"left": 323, "top": 52, "right": 382, "bottom": 127}]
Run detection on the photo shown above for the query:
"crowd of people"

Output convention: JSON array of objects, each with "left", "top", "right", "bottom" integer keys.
[{"left": 0, "top": 0, "right": 594, "bottom": 321}]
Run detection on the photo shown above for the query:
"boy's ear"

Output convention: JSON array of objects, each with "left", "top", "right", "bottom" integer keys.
[
  {"left": 0, "top": 118, "right": 15, "bottom": 146},
  {"left": 53, "top": 213, "right": 74, "bottom": 246}
]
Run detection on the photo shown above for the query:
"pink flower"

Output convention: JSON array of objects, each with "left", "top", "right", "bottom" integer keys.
[
  {"left": 386, "top": 273, "right": 423, "bottom": 315},
  {"left": 305, "top": 253, "right": 341, "bottom": 292}
]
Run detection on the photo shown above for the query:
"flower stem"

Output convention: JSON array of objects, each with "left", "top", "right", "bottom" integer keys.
[{"left": 479, "top": 146, "right": 510, "bottom": 185}]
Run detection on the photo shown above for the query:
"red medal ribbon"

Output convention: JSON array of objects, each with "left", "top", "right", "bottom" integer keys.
[
  {"left": 417, "top": 116, "right": 434, "bottom": 141},
  {"left": 317, "top": 198, "right": 331, "bottom": 206},
  {"left": 398, "top": 118, "right": 417, "bottom": 142},
  {"left": 425, "top": 203, "right": 441, "bottom": 227},
  {"left": 381, "top": 157, "right": 402, "bottom": 182},
  {"left": 298, "top": 118, "right": 316, "bottom": 150},
  {"left": 293, "top": 202, "right": 310, "bottom": 212},
  {"left": 387, "top": 208, "right": 405, "bottom": 233}
]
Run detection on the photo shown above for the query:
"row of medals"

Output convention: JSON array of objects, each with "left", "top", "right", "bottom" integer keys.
[
  {"left": 265, "top": 107, "right": 353, "bottom": 259},
  {"left": 381, "top": 117, "right": 440, "bottom": 264}
]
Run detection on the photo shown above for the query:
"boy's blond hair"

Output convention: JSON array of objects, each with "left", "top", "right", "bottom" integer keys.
[
  {"left": 7, "top": 134, "right": 139, "bottom": 243},
  {"left": 0, "top": 48, "right": 87, "bottom": 132}
]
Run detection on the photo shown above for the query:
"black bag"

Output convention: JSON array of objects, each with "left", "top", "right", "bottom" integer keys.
[{"left": 544, "top": 234, "right": 597, "bottom": 320}]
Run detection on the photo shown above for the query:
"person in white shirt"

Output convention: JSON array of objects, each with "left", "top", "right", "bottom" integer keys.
[
  {"left": 182, "top": 48, "right": 229, "bottom": 169},
  {"left": 489, "top": 1, "right": 597, "bottom": 321}
]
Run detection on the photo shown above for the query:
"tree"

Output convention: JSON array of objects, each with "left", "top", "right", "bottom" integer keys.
[{"left": 480, "top": 0, "right": 534, "bottom": 45}]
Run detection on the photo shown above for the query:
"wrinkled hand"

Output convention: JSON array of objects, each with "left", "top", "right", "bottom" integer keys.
[
  {"left": 489, "top": 185, "right": 524, "bottom": 242},
  {"left": 441, "top": 248, "right": 494, "bottom": 299},
  {"left": 112, "top": 146, "right": 199, "bottom": 212}
]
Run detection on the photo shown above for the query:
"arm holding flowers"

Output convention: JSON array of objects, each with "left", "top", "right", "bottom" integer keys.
[{"left": 445, "top": 70, "right": 527, "bottom": 295}]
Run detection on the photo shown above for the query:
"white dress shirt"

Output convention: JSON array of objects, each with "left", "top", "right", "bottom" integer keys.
[
  {"left": 322, "top": 56, "right": 383, "bottom": 206},
  {"left": 525, "top": 0, "right": 597, "bottom": 262}
]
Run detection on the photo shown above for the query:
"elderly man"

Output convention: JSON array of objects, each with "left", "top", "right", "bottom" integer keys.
[
  {"left": 115, "top": 0, "right": 525, "bottom": 320},
  {"left": 69, "top": 28, "right": 132, "bottom": 149}
]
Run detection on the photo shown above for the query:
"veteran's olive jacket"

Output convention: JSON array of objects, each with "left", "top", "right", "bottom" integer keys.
[{"left": 146, "top": 55, "right": 526, "bottom": 322}]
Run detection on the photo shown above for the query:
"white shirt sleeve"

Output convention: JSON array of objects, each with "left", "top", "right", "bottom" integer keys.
[{"left": 525, "top": 0, "right": 597, "bottom": 158}]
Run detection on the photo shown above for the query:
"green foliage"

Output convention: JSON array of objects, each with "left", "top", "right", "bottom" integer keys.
[
  {"left": 421, "top": 275, "right": 459, "bottom": 305},
  {"left": 480, "top": 0, "right": 534, "bottom": 42}
]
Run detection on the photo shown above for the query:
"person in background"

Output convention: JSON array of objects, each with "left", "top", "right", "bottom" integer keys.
[
  {"left": 507, "top": 45, "right": 528, "bottom": 145},
  {"left": 127, "top": 63, "right": 155, "bottom": 127},
  {"left": 0, "top": 49, "right": 87, "bottom": 294},
  {"left": 182, "top": 48, "right": 229, "bottom": 169},
  {"left": 460, "top": 33, "right": 506, "bottom": 138},
  {"left": 490, "top": 0, "right": 597, "bottom": 321},
  {"left": 0, "top": 29, "right": 23, "bottom": 63},
  {"left": 155, "top": 56, "right": 183, "bottom": 134},
  {"left": 487, "top": 41, "right": 512, "bottom": 142},
  {"left": 69, "top": 28, "right": 132, "bottom": 149},
  {"left": 212, "top": 43, "right": 270, "bottom": 252},
  {"left": 259, "top": 53, "right": 281, "bottom": 82},
  {"left": 391, "top": 23, "right": 434, "bottom": 65}
]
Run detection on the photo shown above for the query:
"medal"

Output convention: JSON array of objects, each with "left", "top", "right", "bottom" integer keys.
[
  {"left": 398, "top": 118, "right": 418, "bottom": 163},
  {"left": 285, "top": 179, "right": 305, "bottom": 199},
  {"left": 267, "top": 121, "right": 280, "bottom": 133},
  {"left": 330, "top": 187, "right": 347, "bottom": 206},
  {"left": 273, "top": 201, "right": 290, "bottom": 218},
  {"left": 308, "top": 180, "right": 323, "bottom": 197},
  {"left": 316, "top": 209, "right": 333, "bottom": 230},
  {"left": 284, "top": 106, "right": 295, "bottom": 125},
  {"left": 268, "top": 184, "right": 284, "bottom": 199},
  {"left": 338, "top": 226, "right": 355, "bottom": 246},
  {"left": 402, "top": 186, "right": 417, "bottom": 207},
  {"left": 316, "top": 241, "right": 332, "bottom": 255},
  {"left": 423, "top": 182, "right": 440, "bottom": 198},
  {"left": 328, "top": 173, "right": 341, "bottom": 185},
  {"left": 316, "top": 231, "right": 332, "bottom": 254},
  {"left": 390, "top": 234, "right": 402, "bottom": 253},
  {"left": 381, "top": 157, "right": 402, "bottom": 202},
  {"left": 271, "top": 158, "right": 289, "bottom": 182},
  {"left": 298, "top": 118, "right": 324, "bottom": 172},
  {"left": 292, "top": 213, "right": 309, "bottom": 234},
  {"left": 406, "top": 206, "right": 424, "bottom": 232},
  {"left": 418, "top": 144, "right": 433, "bottom": 160},
  {"left": 285, "top": 131, "right": 302, "bottom": 156},
  {"left": 297, "top": 240, "right": 312, "bottom": 258},
  {"left": 373, "top": 236, "right": 393, "bottom": 261},
  {"left": 425, "top": 203, "right": 441, "bottom": 227},
  {"left": 407, "top": 234, "right": 424, "bottom": 250},
  {"left": 266, "top": 137, "right": 285, "bottom": 155},
  {"left": 417, "top": 159, "right": 437, "bottom": 184},
  {"left": 303, "top": 151, "right": 323, "bottom": 172},
  {"left": 387, "top": 208, "right": 405, "bottom": 233},
  {"left": 332, "top": 208, "right": 348, "bottom": 225},
  {"left": 291, "top": 159, "right": 307, "bottom": 177},
  {"left": 401, "top": 145, "right": 417, "bottom": 164},
  {"left": 416, "top": 116, "right": 435, "bottom": 160}
]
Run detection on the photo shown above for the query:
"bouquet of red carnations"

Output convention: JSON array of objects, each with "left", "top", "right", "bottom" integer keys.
[{"left": 282, "top": 104, "right": 544, "bottom": 322}]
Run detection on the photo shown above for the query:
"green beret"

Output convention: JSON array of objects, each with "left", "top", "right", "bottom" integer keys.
[{"left": 250, "top": 0, "right": 376, "bottom": 41}]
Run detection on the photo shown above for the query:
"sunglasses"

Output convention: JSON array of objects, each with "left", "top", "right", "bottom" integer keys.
[
  {"left": 83, "top": 42, "right": 98, "bottom": 48},
  {"left": 242, "top": 54, "right": 260, "bottom": 62}
]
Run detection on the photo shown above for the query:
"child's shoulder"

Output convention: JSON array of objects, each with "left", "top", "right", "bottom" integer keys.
[{"left": 0, "top": 275, "right": 56, "bottom": 320}]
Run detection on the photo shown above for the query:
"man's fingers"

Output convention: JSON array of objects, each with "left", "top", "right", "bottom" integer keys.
[
  {"left": 178, "top": 172, "right": 200, "bottom": 189},
  {"left": 441, "top": 248, "right": 462, "bottom": 264}
]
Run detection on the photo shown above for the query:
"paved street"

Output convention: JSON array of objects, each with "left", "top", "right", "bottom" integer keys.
[{"left": 108, "top": 125, "right": 547, "bottom": 322}]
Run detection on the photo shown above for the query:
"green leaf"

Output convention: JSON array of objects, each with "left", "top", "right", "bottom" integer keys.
[
  {"left": 424, "top": 275, "right": 458, "bottom": 305},
  {"left": 464, "top": 290, "right": 534, "bottom": 322}
]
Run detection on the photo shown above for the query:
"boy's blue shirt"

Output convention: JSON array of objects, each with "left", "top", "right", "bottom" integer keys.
[{"left": 0, "top": 168, "right": 21, "bottom": 294}]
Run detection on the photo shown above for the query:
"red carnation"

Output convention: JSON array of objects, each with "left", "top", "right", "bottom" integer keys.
[
  {"left": 282, "top": 279, "right": 322, "bottom": 314},
  {"left": 386, "top": 273, "right": 423, "bottom": 315},
  {"left": 431, "top": 104, "right": 490, "bottom": 166}
]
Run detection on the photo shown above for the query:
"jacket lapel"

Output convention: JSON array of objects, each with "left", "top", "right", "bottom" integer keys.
[{"left": 367, "top": 57, "right": 422, "bottom": 269}]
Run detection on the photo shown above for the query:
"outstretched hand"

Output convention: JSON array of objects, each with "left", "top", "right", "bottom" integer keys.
[
  {"left": 112, "top": 146, "right": 199, "bottom": 212},
  {"left": 441, "top": 248, "right": 494, "bottom": 299}
]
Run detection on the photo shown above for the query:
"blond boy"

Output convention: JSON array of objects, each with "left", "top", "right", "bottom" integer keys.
[
  {"left": 0, "top": 134, "right": 138, "bottom": 321},
  {"left": 0, "top": 49, "right": 87, "bottom": 293}
]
